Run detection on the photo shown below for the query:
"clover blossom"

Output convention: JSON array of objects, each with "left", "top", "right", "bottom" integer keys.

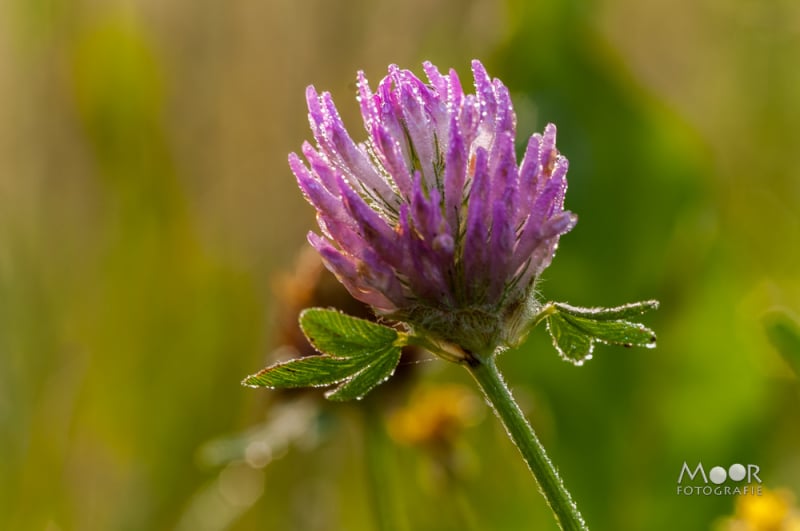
[{"left": 290, "top": 60, "right": 576, "bottom": 356}]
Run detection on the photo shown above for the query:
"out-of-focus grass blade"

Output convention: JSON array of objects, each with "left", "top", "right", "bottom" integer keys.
[{"left": 764, "top": 309, "right": 800, "bottom": 377}]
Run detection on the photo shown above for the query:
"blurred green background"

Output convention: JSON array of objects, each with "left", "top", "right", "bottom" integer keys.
[{"left": 1, "top": 0, "right": 799, "bottom": 529}]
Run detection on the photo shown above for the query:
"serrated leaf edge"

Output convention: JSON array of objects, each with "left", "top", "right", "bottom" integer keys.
[
  {"left": 299, "top": 307, "right": 399, "bottom": 358},
  {"left": 545, "top": 311, "right": 658, "bottom": 367},
  {"left": 545, "top": 316, "right": 595, "bottom": 366},
  {"left": 324, "top": 345, "right": 402, "bottom": 402},
  {"left": 552, "top": 300, "right": 659, "bottom": 321},
  {"left": 559, "top": 313, "right": 657, "bottom": 349},
  {"left": 241, "top": 355, "right": 367, "bottom": 389}
]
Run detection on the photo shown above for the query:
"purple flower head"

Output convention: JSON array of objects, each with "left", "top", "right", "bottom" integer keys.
[{"left": 290, "top": 60, "right": 576, "bottom": 355}]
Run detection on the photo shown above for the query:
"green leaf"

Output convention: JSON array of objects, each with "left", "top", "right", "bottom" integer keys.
[
  {"left": 547, "top": 313, "right": 593, "bottom": 363},
  {"left": 300, "top": 308, "right": 399, "bottom": 358},
  {"left": 559, "top": 313, "right": 657, "bottom": 347},
  {"left": 553, "top": 300, "right": 659, "bottom": 321},
  {"left": 242, "top": 308, "right": 405, "bottom": 401},
  {"left": 763, "top": 309, "right": 800, "bottom": 377},
  {"left": 544, "top": 300, "right": 658, "bottom": 365},
  {"left": 325, "top": 344, "right": 403, "bottom": 402},
  {"left": 241, "top": 355, "right": 365, "bottom": 388}
]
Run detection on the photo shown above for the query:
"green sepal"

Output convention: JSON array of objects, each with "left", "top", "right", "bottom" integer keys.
[{"left": 543, "top": 300, "right": 658, "bottom": 366}]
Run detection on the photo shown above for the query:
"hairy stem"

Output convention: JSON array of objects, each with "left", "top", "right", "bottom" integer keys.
[{"left": 466, "top": 357, "right": 588, "bottom": 531}]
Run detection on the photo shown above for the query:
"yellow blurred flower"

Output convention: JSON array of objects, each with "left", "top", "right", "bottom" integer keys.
[
  {"left": 387, "top": 384, "right": 482, "bottom": 448},
  {"left": 718, "top": 487, "right": 800, "bottom": 531}
]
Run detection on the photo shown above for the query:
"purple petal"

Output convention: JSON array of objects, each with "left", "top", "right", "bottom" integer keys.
[
  {"left": 446, "top": 68, "right": 464, "bottom": 111},
  {"left": 405, "top": 226, "right": 454, "bottom": 305},
  {"left": 415, "top": 78, "right": 450, "bottom": 155},
  {"left": 358, "top": 247, "right": 407, "bottom": 305},
  {"left": 410, "top": 172, "right": 446, "bottom": 242},
  {"left": 289, "top": 153, "right": 347, "bottom": 222},
  {"left": 515, "top": 240, "right": 555, "bottom": 290},
  {"left": 357, "top": 70, "right": 379, "bottom": 129},
  {"left": 487, "top": 193, "right": 515, "bottom": 300},
  {"left": 459, "top": 95, "right": 481, "bottom": 146},
  {"left": 308, "top": 232, "right": 398, "bottom": 312},
  {"left": 443, "top": 115, "right": 467, "bottom": 233},
  {"left": 471, "top": 60, "right": 497, "bottom": 124},
  {"left": 370, "top": 124, "right": 413, "bottom": 199},
  {"left": 462, "top": 148, "right": 491, "bottom": 299},
  {"left": 515, "top": 211, "right": 576, "bottom": 287},
  {"left": 511, "top": 183, "right": 561, "bottom": 268},
  {"left": 376, "top": 75, "right": 412, "bottom": 167},
  {"left": 542, "top": 211, "right": 578, "bottom": 239},
  {"left": 511, "top": 174, "right": 572, "bottom": 274},
  {"left": 518, "top": 133, "right": 544, "bottom": 223},
  {"left": 305, "top": 85, "right": 326, "bottom": 139},
  {"left": 338, "top": 177, "right": 408, "bottom": 271},
  {"left": 544, "top": 157, "right": 569, "bottom": 217},
  {"left": 493, "top": 80, "right": 516, "bottom": 138},
  {"left": 466, "top": 147, "right": 491, "bottom": 222},
  {"left": 423, "top": 61, "right": 447, "bottom": 97},
  {"left": 540, "top": 123, "right": 558, "bottom": 170},
  {"left": 519, "top": 134, "right": 543, "bottom": 187},
  {"left": 396, "top": 75, "right": 436, "bottom": 187},
  {"left": 319, "top": 92, "right": 396, "bottom": 205},
  {"left": 433, "top": 233, "right": 454, "bottom": 256},
  {"left": 316, "top": 213, "right": 367, "bottom": 258},
  {"left": 488, "top": 132, "right": 518, "bottom": 210},
  {"left": 395, "top": 204, "right": 416, "bottom": 272},
  {"left": 463, "top": 212, "right": 488, "bottom": 302},
  {"left": 300, "top": 142, "right": 339, "bottom": 194}
]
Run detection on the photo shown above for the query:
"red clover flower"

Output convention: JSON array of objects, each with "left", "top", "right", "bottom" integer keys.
[{"left": 291, "top": 60, "right": 576, "bottom": 356}]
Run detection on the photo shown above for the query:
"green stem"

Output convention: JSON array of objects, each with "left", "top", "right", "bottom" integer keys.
[{"left": 466, "top": 357, "right": 588, "bottom": 531}]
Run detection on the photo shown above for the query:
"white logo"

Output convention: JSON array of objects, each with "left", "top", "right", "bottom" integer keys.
[{"left": 677, "top": 462, "right": 762, "bottom": 496}]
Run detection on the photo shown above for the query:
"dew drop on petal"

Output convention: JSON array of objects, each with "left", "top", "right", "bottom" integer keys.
[{"left": 433, "top": 233, "right": 454, "bottom": 254}]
